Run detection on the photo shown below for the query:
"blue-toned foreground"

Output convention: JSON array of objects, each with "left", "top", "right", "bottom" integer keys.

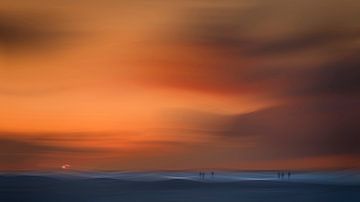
[{"left": 1, "top": 171, "right": 360, "bottom": 202}]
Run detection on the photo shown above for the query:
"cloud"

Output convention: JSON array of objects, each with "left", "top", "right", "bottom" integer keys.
[
  {"left": 139, "top": 0, "right": 360, "bottom": 98},
  {"left": 177, "top": 0, "right": 360, "bottom": 54},
  {"left": 242, "top": 30, "right": 360, "bottom": 56},
  {"left": 229, "top": 103, "right": 359, "bottom": 158},
  {"left": 302, "top": 53, "right": 360, "bottom": 96},
  {"left": 0, "top": 138, "right": 96, "bottom": 154},
  {"left": 141, "top": 49, "right": 360, "bottom": 98},
  {"left": 0, "top": 86, "right": 72, "bottom": 97},
  {"left": 176, "top": 19, "right": 359, "bottom": 57},
  {"left": 0, "top": 134, "right": 106, "bottom": 169},
  {"left": 0, "top": 131, "right": 228, "bottom": 170},
  {"left": 174, "top": 98, "right": 360, "bottom": 161},
  {"left": 0, "top": 12, "right": 73, "bottom": 52}
]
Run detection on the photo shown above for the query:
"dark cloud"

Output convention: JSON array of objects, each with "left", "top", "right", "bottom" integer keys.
[
  {"left": 0, "top": 135, "right": 105, "bottom": 169},
  {"left": 178, "top": 17, "right": 360, "bottom": 56},
  {"left": 145, "top": 51, "right": 360, "bottom": 98},
  {"left": 147, "top": 0, "right": 360, "bottom": 97},
  {"left": 0, "top": 12, "right": 73, "bottom": 52},
  {"left": 230, "top": 102, "right": 359, "bottom": 158},
  {"left": 176, "top": 99, "right": 360, "bottom": 161},
  {"left": 0, "top": 138, "right": 94, "bottom": 154},
  {"left": 306, "top": 53, "right": 360, "bottom": 96},
  {"left": 0, "top": 137, "right": 104, "bottom": 155},
  {"left": 174, "top": 0, "right": 360, "bottom": 54},
  {"left": 244, "top": 30, "right": 360, "bottom": 56},
  {"left": 267, "top": 52, "right": 360, "bottom": 98}
]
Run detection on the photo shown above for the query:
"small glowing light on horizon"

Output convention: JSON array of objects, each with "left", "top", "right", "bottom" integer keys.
[{"left": 61, "top": 164, "right": 71, "bottom": 170}]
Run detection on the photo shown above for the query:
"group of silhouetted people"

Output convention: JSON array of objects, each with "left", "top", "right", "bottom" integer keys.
[
  {"left": 277, "top": 171, "right": 292, "bottom": 179},
  {"left": 199, "top": 171, "right": 215, "bottom": 180}
]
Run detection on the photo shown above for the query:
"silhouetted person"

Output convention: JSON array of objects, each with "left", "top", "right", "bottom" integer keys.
[
  {"left": 199, "top": 172, "right": 205, "bottom": 180},
  {"left": 277, "top": 172, "right": 281, "bottom": 179},
  {"left": 287, "top": 171, "right": 291, "bottom": 179},
  {"left": 211, "top": 172, "right": 214, "bottom": 178},
  {"left": 281, "top": 172, "right": 285, "bottom": 179}
]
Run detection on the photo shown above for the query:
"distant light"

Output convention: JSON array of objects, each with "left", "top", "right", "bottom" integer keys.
[{"left": 61, "top": 164, "right": 71, "bottom": 169}]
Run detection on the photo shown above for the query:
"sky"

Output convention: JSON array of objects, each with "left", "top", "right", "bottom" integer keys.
[{"left": 0, "top": 0, "right": 359, "bottom": 171}]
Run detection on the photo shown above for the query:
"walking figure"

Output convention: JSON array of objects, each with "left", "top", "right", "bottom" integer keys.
[{"left": 199, "top": 172, "right": 205, "bottom": 180}]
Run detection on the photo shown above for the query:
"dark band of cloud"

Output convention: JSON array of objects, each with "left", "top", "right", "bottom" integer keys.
[
  {"left": 144, "top": 0, "right": 360, "bottom": 97},
  {"left": 174, "top": 98, "right": 360, "bottom": 161},
  {"left": 0, "top": 12, "right": 75, "bottom": 52}
]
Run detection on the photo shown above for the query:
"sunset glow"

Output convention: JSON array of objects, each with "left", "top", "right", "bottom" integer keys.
[{"left": 1, "top": 0, "right": 359, "bottom": 171}]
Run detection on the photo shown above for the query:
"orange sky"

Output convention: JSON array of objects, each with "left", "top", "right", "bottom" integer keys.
[{"left": 0, "top": 0, "right": 359, "bottom": 171}]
